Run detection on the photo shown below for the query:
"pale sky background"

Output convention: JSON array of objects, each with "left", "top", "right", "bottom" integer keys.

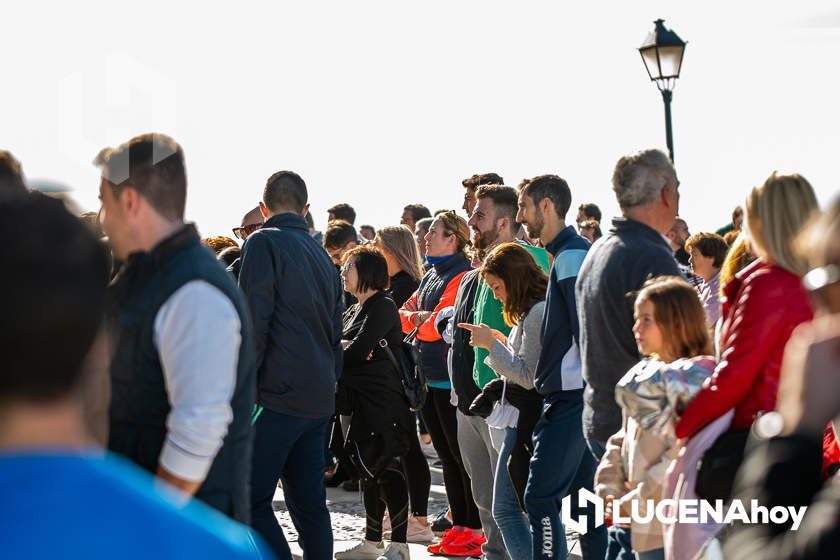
[{"left": 3, "top": 1, "right": 840, "bottom": 238}]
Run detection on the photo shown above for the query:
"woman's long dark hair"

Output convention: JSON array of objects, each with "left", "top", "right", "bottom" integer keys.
[{"left": 480, "top": 242, "right": 548, "bottom": 327}]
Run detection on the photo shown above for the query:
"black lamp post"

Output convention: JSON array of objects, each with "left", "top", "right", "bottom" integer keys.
[{"left": 639, "top": 19, "right": 687, "bottom": 162}]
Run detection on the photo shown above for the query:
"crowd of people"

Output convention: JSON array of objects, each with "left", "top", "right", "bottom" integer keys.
[{"left": 1, "top": 133, "right": 839, "bottom": 560}]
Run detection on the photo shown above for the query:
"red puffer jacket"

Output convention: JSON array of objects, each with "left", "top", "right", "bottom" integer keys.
[{"left": 675, "top": 259, "right": 813, "bottom": 439}]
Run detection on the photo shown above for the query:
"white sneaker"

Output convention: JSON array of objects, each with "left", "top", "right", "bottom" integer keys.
[
  {"left": 405, "top": 517, "right": 435, "bottom": 544},
  {"left": 376, "top": 542, "right": 410, "bottom": 560},
  {"left": 335, "top": 540, "right": 385, "bottom": 560}
]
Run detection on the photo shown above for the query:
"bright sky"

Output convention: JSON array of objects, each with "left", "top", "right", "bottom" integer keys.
[{"left": 4, "top": 1, "right": 840, "bottom": 237}]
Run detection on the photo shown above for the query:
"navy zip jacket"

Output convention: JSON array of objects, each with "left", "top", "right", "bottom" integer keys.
[
  {"left": 533, "top": 225, "right": 590, "bottom": 397},
  {"left": 238, "top": 212, "right": 344, "bottom": 419}
]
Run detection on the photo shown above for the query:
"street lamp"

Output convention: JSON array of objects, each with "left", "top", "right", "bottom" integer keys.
[{"left": 639, "top": 19, "right": 687, "bottom": 162}]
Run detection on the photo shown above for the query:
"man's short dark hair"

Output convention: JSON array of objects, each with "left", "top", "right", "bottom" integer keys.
[
  {"left": 324, "top": 220, "right": 357, "bottom": 249},
  {"left": 264, "top": 170, "right": 308, "bottom": 213},
  {"left": 94, "top": 133, "right": 187, "bottom": 220},
  {"left": 1, "top": 193, "right": 109, "bottom": 404},
  {"left": 475, "top": 184, "right": 519, "bottom": 228},
  {"left": 403, "top": 204, "right": 431, "bottom": 223},
  {"left": 328, "top": 203, "right": 356, "bottom": 225},
  {"left": 521, "top": 175, "right": 572, "bottom": 219},
  {"left": 578, "top": 203, "right": 602, "bottom": 222},
  {"left": 345, "top": 246, "right": 390, "bottom": 293},
  {"left": 0, "top": 150, "right": 27, "bottom": 201},
  {"left": 462, "top": 173, "right": 504, "bottom": 190}
]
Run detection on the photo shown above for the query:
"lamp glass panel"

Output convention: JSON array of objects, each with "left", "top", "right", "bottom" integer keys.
[
  {"left": 657, "top": 46, "right": 684, "bottom": 79},
  {"left": 640, "top": 47, "right": 661, "bottom": 80}
]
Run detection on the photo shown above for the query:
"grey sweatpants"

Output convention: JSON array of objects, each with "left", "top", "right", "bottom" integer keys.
[{"left": 456, "top": 410, "right": 511, "bottom": 560}]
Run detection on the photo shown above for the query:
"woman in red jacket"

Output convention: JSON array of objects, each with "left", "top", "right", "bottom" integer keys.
[{"left": 676, "top": 172, "right": 819, "bottom": 440}]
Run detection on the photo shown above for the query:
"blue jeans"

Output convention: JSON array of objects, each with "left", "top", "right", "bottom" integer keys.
[
  {"left": 490, "top": 426, "right": 532, "bottom": 560},
  {"left": 250, "top": 408, "right": 333, "bottom": 560},
  {"left": 606, "top": 526, "right": 634, "bottom": 560},
  {"left": 524, "top": 390, "right": 607, "bottom": 560}
]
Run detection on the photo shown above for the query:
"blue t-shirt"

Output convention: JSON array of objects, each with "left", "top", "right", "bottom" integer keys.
[{"left": 0, "top": 451, "right": 274, "bottom": 559}]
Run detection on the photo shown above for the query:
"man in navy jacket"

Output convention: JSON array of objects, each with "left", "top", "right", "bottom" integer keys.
[
  {"left": 517, "top": 175, "right": 607, "bottom": 560},
  {"left": 239, "top": 170, "right": 344, "bottom": 560}
]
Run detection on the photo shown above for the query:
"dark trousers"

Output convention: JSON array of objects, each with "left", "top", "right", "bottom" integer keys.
[
  {"left": 404, "top": 425, "right": 431, "bottom": 517},
  {"left": 250, "top": 408, "right": 332, "bottom": 560},
  {"left": 524, "top": 391, "right": 608, "bottom": 560},
  {"left": 421, "top": 387, "right": 481, "bottom": 529},
  {"left": 364, "top": 461, "right": 410, "bottom": 543}
]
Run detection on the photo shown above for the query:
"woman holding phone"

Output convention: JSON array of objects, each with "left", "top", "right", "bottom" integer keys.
[{"left": 459, "top": 242, "right": 548, "bottom": 560}]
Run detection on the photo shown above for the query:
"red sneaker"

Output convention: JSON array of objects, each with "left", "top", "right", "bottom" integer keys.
[
  {"left": 427, "top": 526, "right": 464, "bottom": 555},
  {"left": 441, "top": 528, "right": 487, "bottom": 557}
]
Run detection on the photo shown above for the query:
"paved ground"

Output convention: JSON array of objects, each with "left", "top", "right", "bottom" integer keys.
[{"left": 273, "top": 464, "right": 581, "bottom": 559}]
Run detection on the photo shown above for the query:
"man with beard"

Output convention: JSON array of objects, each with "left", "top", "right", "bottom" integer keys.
[{"left": 448, "top": 184, "right": 549, "bottom": 560}]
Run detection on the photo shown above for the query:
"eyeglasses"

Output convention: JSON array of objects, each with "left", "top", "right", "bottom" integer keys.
[{"left": 232, "top": 223, "right": 262, "bottom": 240}]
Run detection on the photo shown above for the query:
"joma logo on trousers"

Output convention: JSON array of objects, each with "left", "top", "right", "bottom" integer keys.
[{"left": 541, "top": 517, "right": 552, "bottom": 556}]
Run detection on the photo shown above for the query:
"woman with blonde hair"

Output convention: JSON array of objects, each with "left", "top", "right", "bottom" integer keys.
[
  {"left": 375, "top": 226, "right": 424, "bottom": 308},
  {"left": 374, "top": 225, "right": 434, "bottom": 543},
  {"left": 675, "top": 172, "right": 819, "bottom": 499}
]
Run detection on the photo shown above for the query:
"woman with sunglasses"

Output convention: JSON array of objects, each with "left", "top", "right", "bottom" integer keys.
[{"left": 399, "top": 212, "right": 483, "bottom": 552}]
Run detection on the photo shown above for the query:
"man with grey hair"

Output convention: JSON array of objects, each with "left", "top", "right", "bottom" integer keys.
[{"left": 575, "top": 149, "right": 681, "bottom": 462}]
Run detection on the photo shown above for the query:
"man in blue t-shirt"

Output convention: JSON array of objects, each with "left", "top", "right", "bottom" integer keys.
[{"left": 0, "top": 192, "right": 272, "bottom": 559}]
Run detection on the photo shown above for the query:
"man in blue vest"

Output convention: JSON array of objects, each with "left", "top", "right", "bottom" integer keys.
[
  {"left": 99, "top": 133, "right": 257, "bottom": 524},
  {"left": 239, "top": 171, "right": 344, "bottom": 560},
  {"left": 0, "top": 189, "right": 271, "bottom": 559}
]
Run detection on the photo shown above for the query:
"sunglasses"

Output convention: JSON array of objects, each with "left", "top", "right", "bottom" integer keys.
[{"left": 232, "top": 223, "right": 262, "bottom": 240}]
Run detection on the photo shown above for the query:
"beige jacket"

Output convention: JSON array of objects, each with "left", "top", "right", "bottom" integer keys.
[{"left": 594, "top": 414, "right": 677, "bottom": 553}]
